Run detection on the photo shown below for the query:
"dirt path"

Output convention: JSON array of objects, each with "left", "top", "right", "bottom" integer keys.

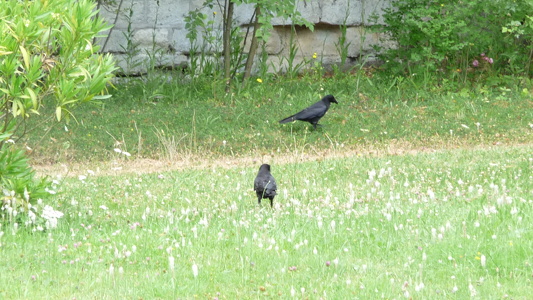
[{"left": 32, "top": 140, "right": 531, "bottom": 178}]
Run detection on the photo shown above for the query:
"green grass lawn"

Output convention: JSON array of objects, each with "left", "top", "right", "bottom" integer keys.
[
  {"left": 22, "top": 72, "right": 533, "bottom": 164},
  {"left": 3, "top": 72, "right": 533, "bottom": 299},
  {"left": 1, "top": 145, "right": 532, "bottom": 298}
]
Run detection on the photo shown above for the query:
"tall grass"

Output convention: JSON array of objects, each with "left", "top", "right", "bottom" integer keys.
[
  {"left": 1, "top": 145, "right": 531, "bottom": 298},
  {"left": 22, "top": 72, "right": 533, "bottom": 165}
]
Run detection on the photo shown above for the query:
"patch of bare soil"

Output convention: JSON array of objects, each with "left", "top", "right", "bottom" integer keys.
[{"left": 32, "top": 140, "right": 531, "bottom": 178}]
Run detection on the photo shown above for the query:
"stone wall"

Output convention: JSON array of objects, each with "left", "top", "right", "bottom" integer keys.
[{"left": 97, "top": 0, "right": 393, "bottom": 74}]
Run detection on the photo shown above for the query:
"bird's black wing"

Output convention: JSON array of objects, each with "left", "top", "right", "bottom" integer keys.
[
  {"left": 254, "top": 172, "right": 277, "bottom": 197},
  {"left": 291, "top": 101, "right": 327, "bottom": 121},
  {"left": 264, "top": 174, "right": 277, "bottom": 196},
  {"left": 279, "top": 100, "right": 327, "bottom": 124}
]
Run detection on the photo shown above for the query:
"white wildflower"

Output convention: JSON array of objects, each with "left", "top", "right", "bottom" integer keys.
[
  {"left": 427, "top": 188, "right": 435, "bottom": 200},
  {"left": 192, "top": 263, "right": 199, "bottom": 278},
  {"left": 168, "top": 256, "right": 175, "bottom": 271},
  {"left": 114, "top": 148, "right": 131, "bottom": 157},
  {"left": 330, "top": 220, "right": 336, "bottom": 233},
  {"left": 41, "top": 205, "right": 63, "bottom": 229},
  {"left": 469, "top": 282, "right": 477, "bottom": 297}
]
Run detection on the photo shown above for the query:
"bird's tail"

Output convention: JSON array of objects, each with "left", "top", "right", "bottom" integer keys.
[
  {"left": 265, "top": 189, "right": 276, "bottom": 197},
  {"left": 279, "top": 115, "right": 296, "bottom": 124}
]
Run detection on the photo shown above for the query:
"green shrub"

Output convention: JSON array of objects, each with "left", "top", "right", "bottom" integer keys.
[
  {"left": 0, "top": 137, "right": 59, "bottom": 230},
  {"left": 376, "top": 0, "right": 533, "bottom": 79},
  {"left": 0, "top": 0, "right": 116, "bottom": 228},
  {"left": 0, "top": 0, "right": 116, "bottom": 140}
]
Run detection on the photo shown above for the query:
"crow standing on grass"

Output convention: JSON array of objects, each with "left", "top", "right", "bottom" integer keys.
[
  {"left": 254, "top": 164, "right": 277, "bottom": 208},
  {"left": 279, "top": 95, "right": 338, "bottom": 129}
]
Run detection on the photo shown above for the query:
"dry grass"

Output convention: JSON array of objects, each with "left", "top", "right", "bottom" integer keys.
[{"left": 32, "top": 138, "right": 531, "bottom": 178}]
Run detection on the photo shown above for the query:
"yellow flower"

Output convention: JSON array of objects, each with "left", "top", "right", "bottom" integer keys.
[
  {"left": 256, "top": 78, "right": 263, "bottom": 83},
  {"left": 312, "top": 53, "right": 317, "bottom": 59},
  {"left": 213, "top": 11, "right": 217, "bottom": 16}
]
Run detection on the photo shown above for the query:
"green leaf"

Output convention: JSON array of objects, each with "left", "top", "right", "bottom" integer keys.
[
  {"left": 92, "top": 94, "right": 112, "bottom": 100},
  {"left": 26, "top": 87, "right": 38, "bottom": 109},
  {"left": 0, "top": 47, "right": 13, "bottom": 56},
  {"left": 55, "top": 106, "right": 62, "bottom": 121},
  {"left": 19, "top": 45, "right": 30, "bottom": 69}
]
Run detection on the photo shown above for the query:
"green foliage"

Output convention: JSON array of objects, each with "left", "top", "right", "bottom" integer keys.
[
  {"left": 185, "top": 4, "right": 222, "bottom": 76},
  {"left": 377, "top": 0, "right": 467, "bottom": 74},
  {"left": 0, "top": 0, "right": 116, "bottom": 138},
  {"left": 0, "top": 144, "right": 50, "bottom": 207},
  {"left": 376, "top": 0, "right": 533, "bottom": 79},
  {"left": 281, "top": 26, "right": 309, "bottom": 78},
  {"left": 501, "top": 12, "right": 533, "bottom": 75},
  {"left": 232, "top": 0, "right": 314, "bottom": 41},
  {"left": 0, "top": 140, "right": 59, "bottom": 230},
  {"left": 117, "top": 1, "right": 142, "bottom": 74},
  {"left": 184, "top": 0, "right": 314, "bottom": 83},
  {"left": 335, "top": 7, "right": 352, "bottom": 68},
  {"left": 0, "top": 0, "right": 116, "bottom": 228}
]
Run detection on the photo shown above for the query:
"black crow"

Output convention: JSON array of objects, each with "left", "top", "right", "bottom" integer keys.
[
  {"left": 279, "top": 95, "right": 338, "bottom": 129},
  {"left": 253, "top": 164, "right": 277, "bottom": 208}
]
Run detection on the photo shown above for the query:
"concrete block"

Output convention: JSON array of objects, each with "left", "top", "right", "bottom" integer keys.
[
  {"left": 144, "top": 0, "right": 190, "bottom": 27},
  {"left": 95, "top": 29, "right": 130, "bottom": 53},
  {"left": 114, "top": 53, "right": 189, "bottom": 74},
  {"left": 134, "top": 28, "right": 171, "bottom": 51},
  {"left": 98, "top": 0, "right": 149, "bottom": 30},
  {"left": 97, "top": 0, "right": 394, "bottom": 75},
  {"left": 233, "top": 3, "right": 256, "bottom": 25},
  {"left": 170, "top": 25, "right": 191, "bottom": 53}
]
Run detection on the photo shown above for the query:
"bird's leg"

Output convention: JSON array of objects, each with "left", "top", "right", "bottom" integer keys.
[
  {"left": 313, "top": 124, "right": 324, "bottom": 130},
  {"left": 269, "top": 198, "right": 274, "bottom": 209}
]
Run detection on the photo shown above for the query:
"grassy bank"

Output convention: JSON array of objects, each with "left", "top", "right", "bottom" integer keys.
[{"left": 22, "top": 72, "right": 533, "bottom": 165}]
